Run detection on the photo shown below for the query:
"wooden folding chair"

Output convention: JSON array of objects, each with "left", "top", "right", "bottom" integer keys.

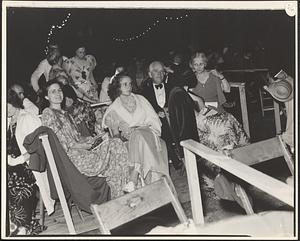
[
  {"left": 38, "top": 134, "right": 85, "bottom": 234},
  {"left": 91, "top": 176, "right": 188, "bottom": 234},
  {"left": 231, "top": 135, "right": 294, "bottom": 175},
  {"left": 181, "top": 138, "right": 294, "bottom": 226}
]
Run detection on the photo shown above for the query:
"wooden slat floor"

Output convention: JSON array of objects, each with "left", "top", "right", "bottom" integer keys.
[{"left": 39, "top": 202, "right": 99, "bottom": 235}]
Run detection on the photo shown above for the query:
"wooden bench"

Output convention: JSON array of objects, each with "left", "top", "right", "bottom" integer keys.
[
  {"left": 91, "top": 176, "right": 188, "bottom": 234},
  {"left": 180, "top": 137, "right": 294, "bottom": 226}
]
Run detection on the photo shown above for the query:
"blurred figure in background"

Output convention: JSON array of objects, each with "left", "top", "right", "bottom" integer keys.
[
  {"left": 63, "top": 43, "right": 99, "bottom": 103},
  {"left": 10, "top": 84, "right": 39, "bottom": 116},
  {"left": 30, "top": 43, "right": 67, "bottom": 93}
]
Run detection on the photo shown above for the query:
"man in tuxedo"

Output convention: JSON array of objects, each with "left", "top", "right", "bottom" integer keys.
[{"left": 141, "top": 61, "right": 184, "bottom": 172}]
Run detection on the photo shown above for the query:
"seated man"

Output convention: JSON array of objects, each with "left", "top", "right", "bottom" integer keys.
[
  {"left": 10, "top": 83, "right": 39, "bottom": 115},
  {"left": 141, "top": 61, "right": 184, "bottom": 172}
]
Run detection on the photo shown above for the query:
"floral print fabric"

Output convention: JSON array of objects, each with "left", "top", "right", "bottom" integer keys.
[
  {"left": 8, "top": 164, "right": 43, "bottom": 236},
  {"left": 65, "top": 100, "right": 96, "bottom": 136},
  {"left": 63, "top": 55, "right": 98, "bottom": 101},
  {"left": 195, "top": 111, "right": 250, "bottom": 152},
  {"left": 41, "top": 107, "right": 132, "bottom": 198}
]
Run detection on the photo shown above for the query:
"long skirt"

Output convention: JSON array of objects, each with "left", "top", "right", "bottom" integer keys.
[{"left": 128, "top": 126, "right": 170, "bottom": 185}]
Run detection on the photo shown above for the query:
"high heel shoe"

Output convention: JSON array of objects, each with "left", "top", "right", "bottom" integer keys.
[{"left": 123, "top": 181, "right": 135, "bottom": 193}]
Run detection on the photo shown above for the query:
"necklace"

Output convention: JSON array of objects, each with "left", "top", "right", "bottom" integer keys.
[
  {"left": 120, "top": 95, "right": 136, "bottom": 113},
  {"left": 196, "top": 71, "right": 209, "bottom": 87}
]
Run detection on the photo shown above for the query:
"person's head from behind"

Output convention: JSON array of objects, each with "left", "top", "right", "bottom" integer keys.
[
  {"left": 56, "top": 75, "right": 69, "bottom": 86},
  {"left": 11, "top": 84, "right": 25, "bottom": 101},
  {"left": 148, "top": 61, "right": 165, "bottom": 85},
  {"left": 173, "top": 53, "right": 183, "bottom": 65},
  {"left": 43, "top": 79, "right": 64, "bottom": 108},
  {"left": 62, "top": 84, "right": 78, "bottom": 109},
  {"left": 108, "top": 74, "right": 133, "bottom": 101},
  {"left": 7, "top": 88, "right": 24, "bottom": 118},
  {"left": 190, "top": 52, "right": 208, "bottom": 74},
  {"left": 47, "top": 48, "right": 62, "bottom": 66}
]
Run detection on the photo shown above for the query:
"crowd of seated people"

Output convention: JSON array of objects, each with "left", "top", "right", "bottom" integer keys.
[{"left": 7, "top": 38, "right": 291, "bottom": 236}]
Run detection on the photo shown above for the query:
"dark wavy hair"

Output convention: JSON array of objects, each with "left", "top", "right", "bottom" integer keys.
[
  {"left": 7, "top": 88, "right": 24, "bottom": 109},
  {"left": 41, "top": 79, "right": 64, "bottom": 101},
  {"left": 107, "top": 73, "right": 131, "bottom": 101}
]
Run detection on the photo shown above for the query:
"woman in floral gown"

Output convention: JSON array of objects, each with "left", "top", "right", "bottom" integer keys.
[
  {"left": 63, "top": 45, "right": 99, "bottom": 103},
  {"left": 41, "top": 79, "right": 132, "bottom": 198}
]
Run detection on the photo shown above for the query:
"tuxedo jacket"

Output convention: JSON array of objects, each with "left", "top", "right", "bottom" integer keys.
[{"left": 141, "top": 77, "right": 175, "bottom": 113}]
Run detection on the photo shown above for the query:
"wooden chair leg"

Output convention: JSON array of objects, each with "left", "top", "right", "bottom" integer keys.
[
  {"left": 278, "top": 135, "right": 294, "bottom": 175},
  {"left": 39, "top": 195, "right": 45, "bottom": 229},
  {"left": 75, "top": 205, "right": 85, "bottom": 221},
  {"left": 68, "top": 199, "right": 85, "bottom": 222},
  {"left": 258, "top": 88, "right": 265, "bottom": 117},
  {"left": 234, "top": 184, "right": 254, "bottom": 215}
]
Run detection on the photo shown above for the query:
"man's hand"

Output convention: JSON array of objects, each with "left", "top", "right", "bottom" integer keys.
[{"left": 158, "top": 111, "right": 166, "bottom": 118}]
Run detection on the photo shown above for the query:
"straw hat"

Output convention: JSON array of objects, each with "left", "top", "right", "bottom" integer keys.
[{"left": 263, "top": 73, "right": 293, "bottom": 102}]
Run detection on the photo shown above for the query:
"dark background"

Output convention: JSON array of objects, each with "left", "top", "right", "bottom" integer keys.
[{"left": 6, "top": 7, "right": 295, "bottom": 86}]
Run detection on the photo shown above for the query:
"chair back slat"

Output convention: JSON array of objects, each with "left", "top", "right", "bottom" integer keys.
[
  {"left": 91, "top": 176, "right": 188, "bottom": 234},
  {"left": 39, "top": 134, "right": 76, "bottom": 234}
]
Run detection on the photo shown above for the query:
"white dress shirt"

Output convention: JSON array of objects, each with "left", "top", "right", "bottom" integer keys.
[
  {"left": 153, "top": 83, "right": 166, "bottom": 108},
  {"left": 23, "top": 98, "right": 39, "bottom": 116}
]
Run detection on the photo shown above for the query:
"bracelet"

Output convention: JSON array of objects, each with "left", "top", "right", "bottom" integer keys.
[{"left": 220, "top": 77, "right": 225, "bottom": 80}]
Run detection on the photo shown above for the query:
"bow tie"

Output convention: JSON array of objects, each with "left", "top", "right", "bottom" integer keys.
[{"left": 155, "top": 84, "right": 163, "bottom": 89}]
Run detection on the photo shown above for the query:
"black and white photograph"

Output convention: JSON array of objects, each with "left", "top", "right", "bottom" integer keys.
[{"left": 2, "top": 1, "right": 297, "bottom": 238}]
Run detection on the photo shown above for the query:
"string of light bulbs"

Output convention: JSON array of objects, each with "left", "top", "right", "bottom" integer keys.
[
  {"left": 44, "top": 12, "right": 72, "bottom": 55},
  {"left": 112, "top": 13, "right": 189, "bottom": 43}
]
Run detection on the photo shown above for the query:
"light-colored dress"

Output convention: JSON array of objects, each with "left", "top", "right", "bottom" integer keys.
[
  {"left": 102, "top": 93, "right": 170, "bottom": 184},
  {"left": 41, "top": 107, "right": 132, "bottom": 198},
  {"left": 63, "top": 55, "right": 98, "bottom": 101}
]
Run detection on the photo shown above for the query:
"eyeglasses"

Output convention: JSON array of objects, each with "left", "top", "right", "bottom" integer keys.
[{"left": 151, "top": 70, "right": 165, "bottom": 75}]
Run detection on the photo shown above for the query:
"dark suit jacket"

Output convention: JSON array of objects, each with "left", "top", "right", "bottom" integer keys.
[
  {"left": 141, "top": 78, "right": 175, "bottom": 113},
  {"left": 168, "top": 86, "right": 200, "bottom": 158}
]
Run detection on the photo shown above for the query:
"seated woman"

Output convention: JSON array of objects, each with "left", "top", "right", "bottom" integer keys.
[
  {"left": 169, "top": 81, "right": 249, "bottom": 173},
  {"left": 102, "top": 74, "right": 170, "bottom": 192},
  {"left": 7, "top": 89, "right": 47, "bottom": 235},
  {"left": 168, "top": 82, "right": 252, "bottom": 210},
  {"left": 187, "top": 52, "right": 231, "bottom": 112},
  {"left": 41, "top": 79, "right": 133, "bottom": 198}
]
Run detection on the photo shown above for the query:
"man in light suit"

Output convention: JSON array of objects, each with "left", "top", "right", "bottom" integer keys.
[{"left": 141, "top": 61, "right": 184, "bottom": 172}]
